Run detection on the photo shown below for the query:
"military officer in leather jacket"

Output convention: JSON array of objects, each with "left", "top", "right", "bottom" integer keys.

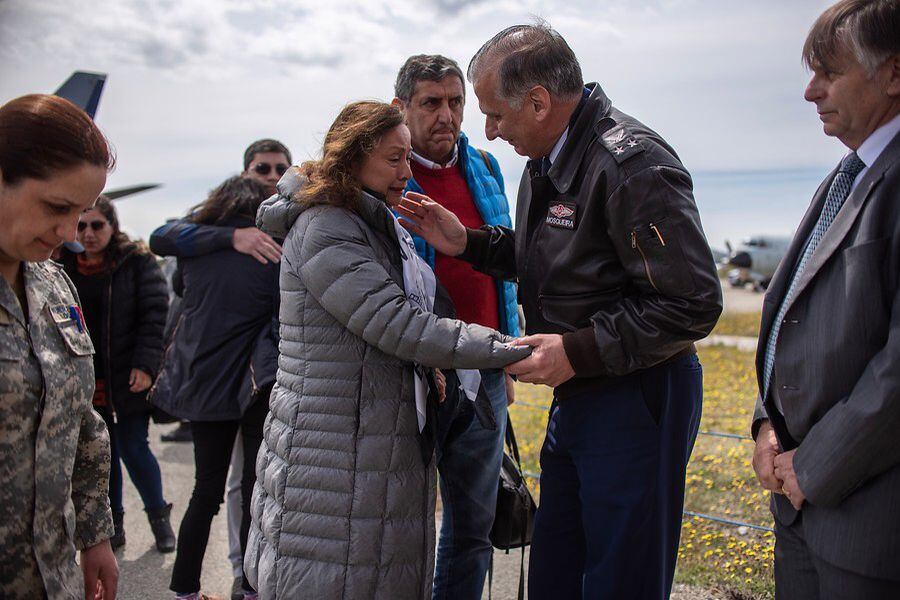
[{"left": 400, "top": 23, "right": 722, "bottom": 600}]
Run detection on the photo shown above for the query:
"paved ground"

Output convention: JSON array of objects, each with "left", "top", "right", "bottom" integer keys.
[
  {"left": 722, "top": 281, "right": 765, "bottom": 314},
  {"left": 117, "top": 424, "right": 727, "bottom": 599}
]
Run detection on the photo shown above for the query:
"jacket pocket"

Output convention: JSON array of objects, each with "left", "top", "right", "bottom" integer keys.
[
  {"left": 54, "top": 318, "right": 95, "bottom": 357},
  {"left": 539, "top": 288, "right": 623, "bottom": 331},
  {"left": 630, "top": 218, "right": 696, "bottom": 297},
  {"left": 842, "top": 237, "right": 890, "bottom": 337}
]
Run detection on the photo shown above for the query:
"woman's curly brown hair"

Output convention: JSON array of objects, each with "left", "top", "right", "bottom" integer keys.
[{"left": 294, "top": 101, "right": 405, "bottom": 210}]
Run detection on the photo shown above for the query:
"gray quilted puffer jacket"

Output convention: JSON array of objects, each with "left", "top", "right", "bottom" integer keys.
[{"left": 246, "top": 169, "right": 529, "bottom": 599}]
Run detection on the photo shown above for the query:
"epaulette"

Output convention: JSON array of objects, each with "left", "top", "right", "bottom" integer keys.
[{"left": 596, "top": 119, "right": 644, "bottom": 164}]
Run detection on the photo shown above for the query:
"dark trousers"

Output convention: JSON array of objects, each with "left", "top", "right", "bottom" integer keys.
[
  {"left": 98, "top": 408, "right": 167, "bottom": 514},
  {"left": 775, "top": 514, "right": 900, "bottom": 600},
  {"left": 170, "top": 393, "right": 269, "bottom": 595},
  {"left": 528, "top": 354, "right": 703, "bottom": 600}
]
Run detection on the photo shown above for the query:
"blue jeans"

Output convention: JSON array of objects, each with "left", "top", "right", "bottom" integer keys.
[
  {"left": 100, "top": 409, "right": 167, "bottom": 513},
  {"left": 433, "top": 368, "right": 507, "bottom": 600},
  {"left": 527, "top": 354, "right": 703, "bottom": 600}
]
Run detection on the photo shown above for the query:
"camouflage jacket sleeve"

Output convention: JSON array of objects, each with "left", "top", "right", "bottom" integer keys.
[{"left": 70, "top": 404, "right": 114, "bottom": 550}]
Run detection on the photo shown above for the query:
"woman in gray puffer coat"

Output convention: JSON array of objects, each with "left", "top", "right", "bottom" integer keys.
[{"left": 245, "top": 102, "right": 529, "bottom": 599}]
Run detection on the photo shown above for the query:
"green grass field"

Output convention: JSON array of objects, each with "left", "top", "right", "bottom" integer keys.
[{"left": 509, "top": 343, "right": 775, "bottom": 599}]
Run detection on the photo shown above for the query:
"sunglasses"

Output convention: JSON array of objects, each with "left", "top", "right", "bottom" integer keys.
[
  {"left": 252, "top": 162, "right": 289, "bottom": 176},
  {"left": 78, "top": 220, "right": 107, "bottom": 232}
]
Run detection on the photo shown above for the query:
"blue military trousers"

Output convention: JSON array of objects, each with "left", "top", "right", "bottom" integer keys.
[{"left": 528, "top": 354, "right": 703, "bottom": 600}]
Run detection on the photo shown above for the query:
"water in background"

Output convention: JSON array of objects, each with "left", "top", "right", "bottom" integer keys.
[{"left": 692, "top": 166, "right": 829, "bottom": 251}]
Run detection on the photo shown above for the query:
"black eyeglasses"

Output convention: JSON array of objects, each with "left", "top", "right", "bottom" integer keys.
[
  {"left": 252, "top": 163, "right": 289, "bottom": 176},
  {"left": 78, "top": 220, "right": 107, "bottom": 232}
]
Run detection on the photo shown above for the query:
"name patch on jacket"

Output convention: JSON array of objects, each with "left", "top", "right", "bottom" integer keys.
[{"left": 546, "top": 202, "right": 577, "bottom": 229}]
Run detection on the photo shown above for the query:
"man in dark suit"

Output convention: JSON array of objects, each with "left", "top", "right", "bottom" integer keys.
[{"left": 751, "top": 1, "right": 900, "bottom": 597}]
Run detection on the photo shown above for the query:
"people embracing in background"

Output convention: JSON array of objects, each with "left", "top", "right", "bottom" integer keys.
[
  {"left": 391, "top": 54, "right": 519, "bottom": 600},
  {"left": 245, "top": 100, "right": 530, "bottom": 599},
  {"left": 0, "top": 94, "right": 118, "bottom": 598},
  {"left": 751, "top": 1, "right": 900, "bottom": 598},
  {"left": 150, "top": 138, "right": 289, "bottom": 600},
  {"left": 150, "top": 175, "right": 279, "bottom": 600},
  {"left": 400, "top": 22, "right": 722, "bottom": 599},
  {"left": 59, "top": 196, "right": 174, "bottom": 555}
]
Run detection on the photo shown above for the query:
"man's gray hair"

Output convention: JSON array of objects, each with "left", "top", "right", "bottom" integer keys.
[
  {"left": 803, "top": 0, "right": 900, "bottom": 77},
  {"left": 467, "top": 21, "right": 583, "bottom": 108},
  {"left": 394, "top": 55, "right": 466, "bottom": 103}
]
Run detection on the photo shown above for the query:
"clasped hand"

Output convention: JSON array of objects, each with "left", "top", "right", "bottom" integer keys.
[
  {"left": 753, "top": 421, "right": 806, "bottom": 510},
  {"left": 506, "top": 334, "right": 575, "bottom": 388}
]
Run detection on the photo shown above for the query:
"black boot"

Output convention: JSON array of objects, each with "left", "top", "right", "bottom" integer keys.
[
  {"left": 146, "top": 503, "right": 176, "bottom": 553},
  {"left": 110, "top": 511, "right": 126, "bottom": 550},
  {"left": 161, "top": 421, "right": 192, "bottom": 443}
]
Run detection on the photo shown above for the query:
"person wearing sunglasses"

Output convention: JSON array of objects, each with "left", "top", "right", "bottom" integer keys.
[
  {"left": 242, "top": 139, "right": 292, "bottom": 198},
  {"left": 149, "top": 137, "right": 291, "bottom": 600},
  {"left": 59, "top": 196, "right": 174, "bottom": 556}
]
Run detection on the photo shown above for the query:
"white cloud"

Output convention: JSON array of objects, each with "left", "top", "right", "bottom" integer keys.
[{"left": 0, "top": 0, "right": 844, "bottom": 246}]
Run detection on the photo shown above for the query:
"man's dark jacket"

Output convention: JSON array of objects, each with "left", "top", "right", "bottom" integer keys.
[
  {"left": 149, "top": 216, "right": 279, "bottom": 421},
  {"left": 61, "top": 247, "right": 168, "bottom": 416},
  {"left": 462, "top": 84, "right": 722, "bottom": 396},
  {"left": 752, "top": 130, "right": 900, "bottom": 581}
]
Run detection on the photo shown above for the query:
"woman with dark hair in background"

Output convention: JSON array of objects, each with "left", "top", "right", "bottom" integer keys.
[
  {"left": 245, "top": 101, "right": 529, "bottom": 599},
  {"left": 150, "top": 176, "right": 279, "bottom": 600},
  {"left": 0, "top": 94, "right": 118, "bottom": 598},
  {"left": 59, "top": 196, "right": 173, "bottom": 554}
]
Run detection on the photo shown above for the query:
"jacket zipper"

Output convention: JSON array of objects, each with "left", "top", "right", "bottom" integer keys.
[
  {"left": 650, "top": 223, "right": 666, "bottom": 246},
  {"left": 105, "top": 277, "right": 116, "bottom": 422},
  {"left": 631, "top": 230, "right": 660, "bottom": 293},
  {"left": 249, "top": 360, "right": 259, "bottom": 397},
  {"left": 147, "top": 312, "right": 183, "bottom": 401}
]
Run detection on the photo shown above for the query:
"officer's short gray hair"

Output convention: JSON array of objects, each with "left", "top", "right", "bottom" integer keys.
[
  {"left": 803, "top": 0, "right": 900, "bottom": 77},
  {"left": 467, "top": 21, "right": 583, "bottom": 108},
  {"left": 394, "top": 55, "right": 466, "bottom": 103}
]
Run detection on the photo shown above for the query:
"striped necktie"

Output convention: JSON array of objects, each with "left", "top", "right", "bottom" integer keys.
[{"left": 762, "top": 152, "right": 866, "bottom": 411}]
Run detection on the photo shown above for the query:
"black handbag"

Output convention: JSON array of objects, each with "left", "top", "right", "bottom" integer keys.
[{"left": 488, "top": 414, "right": 537, "bottom": 600}]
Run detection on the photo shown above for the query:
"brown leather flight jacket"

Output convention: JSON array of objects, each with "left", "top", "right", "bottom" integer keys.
[{"left": 461, "top": 83, "right": 723, "bottom": 397}]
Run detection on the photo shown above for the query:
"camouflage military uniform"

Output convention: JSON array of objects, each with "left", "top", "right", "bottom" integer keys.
[{"left": 0, "top": 260, "right": 114, "bottom": 599}]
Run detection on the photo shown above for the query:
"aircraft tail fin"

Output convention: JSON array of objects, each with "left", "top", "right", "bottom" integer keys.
[{"left": 54, "top": 71, "right": 106, "bottom": 119}]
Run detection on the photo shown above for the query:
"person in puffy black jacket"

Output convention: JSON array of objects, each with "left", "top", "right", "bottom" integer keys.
[{"left": 60, "top": 195, "right": 174, "bottom": 554}]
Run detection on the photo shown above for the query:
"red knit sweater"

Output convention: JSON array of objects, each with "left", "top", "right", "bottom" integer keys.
[{"left": 410, "top": 160, "right": 500, "bottom": 330}]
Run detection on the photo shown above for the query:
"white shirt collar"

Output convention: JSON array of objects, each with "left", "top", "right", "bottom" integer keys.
[
  {"left": 854, "top": 112, "right": 900, "bottom": 168},
  {"left": 548, "top": 127, "right": 569, "bottom": 166},
  {"left": 410, "top": 145, "right": 459, "bottom": 170}
]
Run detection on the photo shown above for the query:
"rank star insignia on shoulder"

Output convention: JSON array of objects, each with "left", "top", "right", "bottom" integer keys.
[{"left": 598, "top": 124, "right": 644, "bottom": 164}]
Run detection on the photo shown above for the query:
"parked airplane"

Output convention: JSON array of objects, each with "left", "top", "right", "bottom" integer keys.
[
  {"left": 720, "top": 235, "right": 792, "bottom": 291},
  {"left": 47, "top": 72, "right": 160, "bottom": 253},
  {"left": 53, "top": 71, "right": 161, "bottom": 202}
]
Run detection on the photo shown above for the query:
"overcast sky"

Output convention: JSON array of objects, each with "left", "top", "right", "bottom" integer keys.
[{"left": 0, "top": 0, "right": 847, "bottom": 246}]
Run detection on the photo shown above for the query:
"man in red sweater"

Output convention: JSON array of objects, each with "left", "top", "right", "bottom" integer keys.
[{"left": 392, "top": 55, "right": 518, "bottom": 600}]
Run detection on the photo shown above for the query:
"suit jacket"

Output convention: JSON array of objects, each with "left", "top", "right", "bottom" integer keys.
[{"left": 752, "top": 130, "right": 900, "bottom": 580}]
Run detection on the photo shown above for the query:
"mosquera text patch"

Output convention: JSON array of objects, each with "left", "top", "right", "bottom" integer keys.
[{"left": 546, "top": 202, "right": 577, "bottom": 229}]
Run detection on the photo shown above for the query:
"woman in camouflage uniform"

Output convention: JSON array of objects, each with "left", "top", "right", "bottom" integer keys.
[{"left": 0, "top": 94, "right": 119, "bottom": 599}]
